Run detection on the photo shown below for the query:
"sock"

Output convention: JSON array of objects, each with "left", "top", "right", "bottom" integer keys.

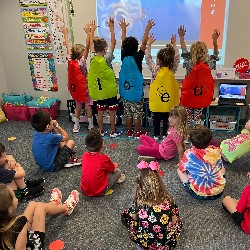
[
  {"left": 88, "top": 117, "right": 93, "bottom": 128},
  {"left": 74, "top": 117, "right": 80, "bottom": 127}
]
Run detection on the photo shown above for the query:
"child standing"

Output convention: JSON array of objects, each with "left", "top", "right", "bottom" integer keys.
[
  {"left": 31, "top": 110, "right": 81, "bottom": 172},
  {"left": 137, "top": 105, "right": 188, "bottom": 162},
  {"left": 118, "top": 18, "right": 155, "bottom": 139},
  {"left": 81, "top": 129, "right": 126, "bottom": 197},
  {"left": 222, "top": 185, "right": 250, "bottom": 235},
  {"left": 121, "top": 160, "right": 183, "bottom": 249},
  {"left": 177, "top": 124, "right": 226, "bottom": 200},
  {"left": 88, "top": 17, "right": 121, "bottom": 138},
  {"left": 146, "top": 33, "right": 180, "bottom": 140},
  {"left": 61, "top": 22, "right": 94, "bottom": 133},
  {"left": 0, "top": 143, "right": 44, "bottom": 200},
  {"left": 0, "top": 184, "right": 79, "bottom": 249},
  {"left": 178, "top": 25, "right": 220, "bottom": 125}
]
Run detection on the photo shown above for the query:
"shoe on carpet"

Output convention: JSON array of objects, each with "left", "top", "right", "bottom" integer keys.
[
  {"left": 25, "top": 178, "right": 45, "bottom": 187},
  {"left": 135, "top": 130, "right": 147, "bottom": 139},
  {"left": 100, "top": 129, "right": 108, "bottom": 136},
  {"left": 21, "top": 185, "right": 44, "bottom": 201},
  {"left": 138, "top": 155, "right": 156, "bottom": 162},
  {"left": 110, "top": 130, "right": 123, "bottom": 138},
  {"left": 73, "top": 125, "right": 80, "bottom": 133},
  {"left": 64, "top": 157, "right": 81, "bottom": 168},
  {"left": 64, "top": 190, "right": 79, "bottom": 215},
  {"left": 116, "top": 173, "right": 126, "bottom": 184},
  {"left": 50, "top": 188, "right": 62, "bottom": 205},
  {"left": 127, "top": 129, "right": 134, "bottom": 138}
]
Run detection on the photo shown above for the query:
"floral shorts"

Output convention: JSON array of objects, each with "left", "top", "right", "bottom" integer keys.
[
  {"left": 26, "top": 229, "right": 45, "bottom": 250},
  {"left": 123, "top": 100, "right": 144, "bottom": 119}
]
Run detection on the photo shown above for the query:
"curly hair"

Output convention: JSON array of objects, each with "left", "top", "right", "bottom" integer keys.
[
  {"left": 134, "top": 168, "right": 174, "bottom": 207},
  {"left": 85, "top": 128, "right": 103, "bottom": 152},
  {"left": 190, "top": 124, "right": 212, "bottom": 149},
  {"left": 93, "top": 37, "right": 108, "bottom": 53},
  {"left": 169, "top": 105, "right": 189, "bottom": 141},
  {"left": 122, "top": 36, "right": 139, "bottom": 56},
  {"left": 71, "top": 44, "right": 85, "bottom": 60},
  {"left": 157, "top": 44, "right": 175, "bottom": 70},
  {"left": 190, "top": 41, "right": 209, "bottom": 64}
]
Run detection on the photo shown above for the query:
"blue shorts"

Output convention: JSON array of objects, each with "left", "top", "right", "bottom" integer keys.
[{"left": 183, "top": 181, "right": 223, "bottom": 200}]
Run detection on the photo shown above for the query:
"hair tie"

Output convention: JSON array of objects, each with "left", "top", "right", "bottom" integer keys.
[{"left": 137, "top": 160, "right": 159, "bottom": 171}]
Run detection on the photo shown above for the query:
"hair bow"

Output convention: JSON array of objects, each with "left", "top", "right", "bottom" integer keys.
[{"left": 137, "top": 160, "right": 159, "bottom": 171}]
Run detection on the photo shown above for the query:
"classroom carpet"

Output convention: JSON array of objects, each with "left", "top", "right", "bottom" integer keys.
[{"left": 1, "top": 116, "right": 250, "bottom": 250}]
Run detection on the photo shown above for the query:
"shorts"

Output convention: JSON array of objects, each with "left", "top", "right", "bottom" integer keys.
[
  {"left": 54, "top": 145, "right": 72, "bottom": 171},
  {"left": 123, "top": 100, "right": 144, "bottom": 119},
  {"left": 183, "top": 181, "right": 223, "bottom": 200},
  {"left": 96, "top": 96, "right": 118, "bottom": 111},
  {"left": 26, "top": 229, "right": 45, "bottom": 250},
  {"left": 232, "top": 211, "right": 244, "bottom": 226},
  {"left": 75, "top": 92, "right": 93, "bottom": 108}
]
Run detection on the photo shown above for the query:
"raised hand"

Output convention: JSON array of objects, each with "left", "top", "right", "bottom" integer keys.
[
  {"left": 212, "top": 29, "right": 220, "bottom": 41},
  {"left": 146, "top": 19, "right": 155, "bottom": 30},
  {"left": 118, "top": 18, "right": 129, "bottom": 29},
  {"left": 171, "top": 34, "right": 177, "bottom": 46},
  {"left": 90, "top": 20, "right": 98, "bottom": 34},
  {"left": 107, "top": 17, "right": 114, "bottom": 29},
  {"left": 60, "top": 26, "right": 68, "bottom": 34},
  {"left": 84, "top": 22, "right": 91, "bottom": 34},
  {"left": 178, "top": 25, "right": 186, "bottom": 37},
  {"left": 147, "top": 33, "right": 156, "bottom": 46}
]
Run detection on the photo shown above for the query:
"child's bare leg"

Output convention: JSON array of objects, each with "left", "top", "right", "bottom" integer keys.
[
  {"left": 98, "top": 110, "right": 104, "bottom": 131},
  {"left": 74, "top": 105, "right": 81, "bottom": 118},
  {"left": 177, "top": 168, "right": 189, "bottom": 183},
  {"left": 6, "top": 180, "right": 19, "bottom": 190},
  {"left": 134, "top": 118, "right": 141, "bottom": 132},
  {"left": 108, "top": 110, "right": 116, "bottom": 132},
  {"left": 14, "top": 177, "right": 26, "bottom": 189},
  {"left": 65, "top": 140, "right": 75, "bottom": 150},
  {"left": 126, "top": 117, "right": 133, "bottom": 130},
  {"left": 222, "top": 196, "right": 238, "bottom": 214},
  {"left": 85, "top": 104, "right": 93, "bottom": 118}
]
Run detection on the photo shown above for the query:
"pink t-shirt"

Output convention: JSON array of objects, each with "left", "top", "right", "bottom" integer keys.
[{"left": 159, "top": 127, "right": 183, "bottom": 160}]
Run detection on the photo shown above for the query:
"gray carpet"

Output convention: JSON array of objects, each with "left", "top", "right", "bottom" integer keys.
[{"left": 0, "top": 116, "right": 250, "bottom": 250}]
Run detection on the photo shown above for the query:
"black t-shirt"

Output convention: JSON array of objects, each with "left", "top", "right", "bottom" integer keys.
[
  {"left": 121, "top": 49, "right": 145, "bottom": 74},
  {"left": 0, "top": 167, "right": 16, "bottom": 184}
]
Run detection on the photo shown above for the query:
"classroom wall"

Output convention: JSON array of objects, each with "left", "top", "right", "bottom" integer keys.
[{"left": 0, "top": 0, "right": 250, "bottom": 110}]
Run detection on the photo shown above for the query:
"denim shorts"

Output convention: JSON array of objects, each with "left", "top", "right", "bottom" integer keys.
[{"left": 183, "top": 181, "right": 223, "bottom": 200}]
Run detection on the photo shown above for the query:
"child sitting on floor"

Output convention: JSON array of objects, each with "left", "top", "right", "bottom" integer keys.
[
  {"left": 121, "top": 160, "right": 183, "bottom": 249},
  {"left": 137, "top": 105, "right": 188, "bottom": 162},
  {"left": 81, "top": 128, "right": 126, "bottom": 196},
  {"left": 222, "top": 185, "right": 250, "bottom": 235},
  {"left": 0, "top": 184, "right": 79, "bottom": 249},
  {"left": 0, "top": 143, "right": 44, "bottom": 200},
  {"left": 220, "top": 119, "right": 250, "bottom": 163},
  {"left": 177, "top": 124, "right": 226, "bottom": 200},
  {"left": 30, "top": 110, "right": 80, "bottom": 172}
]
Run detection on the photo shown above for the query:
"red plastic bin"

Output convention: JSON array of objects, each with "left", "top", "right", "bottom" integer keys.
[{"left": 3, "top": 104, "right": 31, "bottom": 121}]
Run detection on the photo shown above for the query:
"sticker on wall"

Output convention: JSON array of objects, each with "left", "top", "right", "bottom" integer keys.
[
  {"left": 19, "top": 0, "right": 47, "bottom": 7},
  {"left": 28, "top": 53, "right": 58, "bottom": 91}
]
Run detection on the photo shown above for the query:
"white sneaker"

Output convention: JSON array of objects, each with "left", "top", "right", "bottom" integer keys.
[
  {"left": 64, "top": 157, "right": 81, "bottom": 168},
  {"left": 116, "top": 173, "right": 126, "bottom": 183},
  {"left": 64, "top": 190, "right": 79, "bottom": 215},
  {"left": 73, "top": 125, "right": 80, "bottom": 133},
  {"left": 154, "top": 136, "right": 160, "bottom": 140},
  {"left": 110, "top": 130, "right": 123, "bottom": 138},
  {"left": 138, "top": 155, "right": 156, "bottom": 162}
]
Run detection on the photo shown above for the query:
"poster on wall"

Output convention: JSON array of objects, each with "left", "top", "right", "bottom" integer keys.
[
  {"left": 19, "top": 0, "right": 47, "bottom": 7},
  {"left": 47, "top": 0, "right": 73, "bottom": 64},
  {"left": 28, "top": 53, "right": 58, "bottom": 91}
]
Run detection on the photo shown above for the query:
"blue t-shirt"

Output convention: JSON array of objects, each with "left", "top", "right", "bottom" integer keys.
[{"left": 32, "top": 131, "right": 63, "bottom": 172}]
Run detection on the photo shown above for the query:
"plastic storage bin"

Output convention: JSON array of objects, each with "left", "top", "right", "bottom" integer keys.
[{"left": 3, "top": 104, "right": 31, "bottom": 121}]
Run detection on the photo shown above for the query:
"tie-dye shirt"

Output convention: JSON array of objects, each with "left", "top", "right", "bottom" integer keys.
[{"left": 178, "top": 145, "right": 225, "bottom": 197}]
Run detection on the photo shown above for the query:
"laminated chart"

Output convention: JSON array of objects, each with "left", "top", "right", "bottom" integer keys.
[{"left": 28, "top": 53, "right": 58, "bottom": 91}]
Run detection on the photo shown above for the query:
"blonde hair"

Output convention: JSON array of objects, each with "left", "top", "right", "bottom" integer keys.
[
  {"left": 93, "top": 37, "right": 108, "bottom": 53},
  {"left": 71, "top": 44, "right": 85, "bottom": 60},
  {"left": 190, "top": 41, "right": 209, "bottom": 64},
  {"left": 134, "top": 168, "right": 174, "bottom": 207},
  {"left": 0, "top": 184, "right": 21, "bottom": 250},
  {"left": 169, "top": 105, "right": 189, "bottom": 141}
]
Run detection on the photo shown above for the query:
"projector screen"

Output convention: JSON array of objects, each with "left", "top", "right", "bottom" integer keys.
[{"left": 96, "top": 0, "right": 230, "bottom": 78}]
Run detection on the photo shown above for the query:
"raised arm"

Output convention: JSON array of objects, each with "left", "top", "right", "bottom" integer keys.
[
  {"left": 212, "top": 29, "right": 220, "bottom": 55},
  {"left": 145, "top": 33, "right": 157, "bottom": 74},
  {"left": 141, "top": 19, "right": 155, "bottom": 52},
  {"left": 107, "top": 17, "right": 116, "bottom": 53},
  {"left": 171, "top": 34, "right": 180, "bottom": 73},
  {"left": 83, "top": 22, "right": 91, "bottom": 59},
  {"left": 118, "top": 18, "right": 129, "bottom": 43},
  {"left": 60, "top": 26, "right": 71, "bottom": 56},
  {"left": 90, "top": 20, "right": 97, "bottom": 53},
  {"left": 178, "top": 25, "right": 187, "bottom": 51}
]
